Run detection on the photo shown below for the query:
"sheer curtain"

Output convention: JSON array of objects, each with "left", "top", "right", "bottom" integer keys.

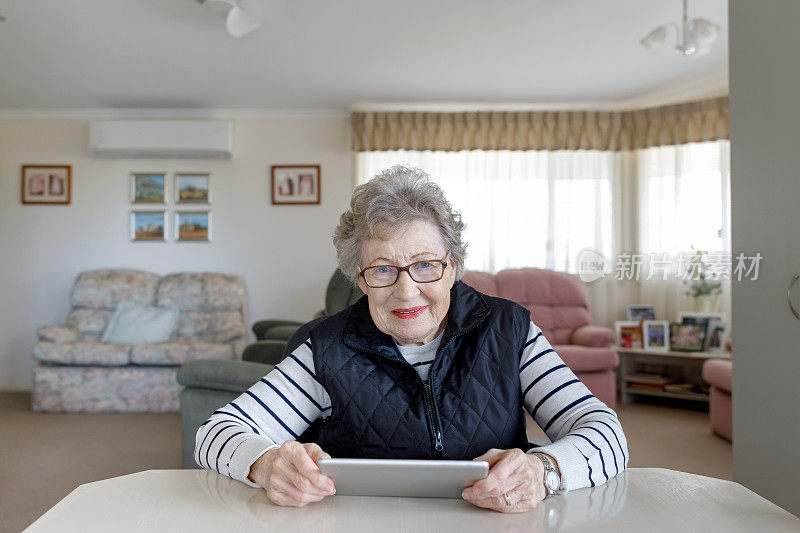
[
  {"left": 356, "top": 141, "right": 731, "bottom": 328},
  {"left": 636, "top": 141, "right": 732, "bottom": 323},
  {"left": 357, "top": 150, "right": 616, "bottom": 274}
]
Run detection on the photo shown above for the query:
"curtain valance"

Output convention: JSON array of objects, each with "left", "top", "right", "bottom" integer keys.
[{"left": 351, "top": 97, "right": 728, "bottom": 152}]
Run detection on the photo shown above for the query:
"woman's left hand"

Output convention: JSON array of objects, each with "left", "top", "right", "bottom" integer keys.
[{"left": 461, "top": 448, "right": 546, "bottom": 513}]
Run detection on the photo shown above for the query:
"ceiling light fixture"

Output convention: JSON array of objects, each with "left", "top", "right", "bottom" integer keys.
[
  {"left": 640, "top": 0, "right": 720, "bottom": 57},
  {"left": 201, "top": 0, "right": 263, "bottom": 38}
]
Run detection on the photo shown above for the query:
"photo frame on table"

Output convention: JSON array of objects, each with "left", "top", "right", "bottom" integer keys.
[
  {"left": 271, "top": 165, "right": 321, "bottom": 205},
  {"left": 642, "top": 320, "right": 670, "bottom": 351},
  {"left": 131, "top": 173, "right": 166, "bottom": 204},
  {"left": 669, "top": 323, "right": 707, "bottom": 352},
  {"left": 705, "top": 319, "right": 728, "bottom": 353},
  {"left": 130, "top": 211, "right": 167, "bottom": 242},
  {"left": 626, "top": 305, "right": 656, "bottom": 321},
  {"left": 615, "top": 321, "right": 644, "bottom": 349},
  {"left": 175, "top": 211, "right": 211, "bottom": 242},
  {"left": 175, "top": 173, "right": 211, "bottom": 204},
  {"left": 21, "top": 165, "right": 71, "bottom": 205}
]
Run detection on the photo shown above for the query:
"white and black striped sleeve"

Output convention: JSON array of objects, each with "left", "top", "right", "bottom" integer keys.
[
  {"left": 194, "top": 339, "right": 331, "bottom": 487},
  {"left": 520, "top": 321, "right": 629, "bottom": 492}
]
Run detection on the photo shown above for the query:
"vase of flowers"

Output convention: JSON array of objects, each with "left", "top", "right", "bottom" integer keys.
[{"left": 684, "top": 248, "right": 722, "bottom": 312}]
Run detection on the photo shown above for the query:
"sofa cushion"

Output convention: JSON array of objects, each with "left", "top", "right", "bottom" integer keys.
[
  {"left": 156, "top": 273, "right": 246, "bottom": 312},
  {"left": 131, "top": 341, "right": 233, "bottom": 366},
  {"left": 34, "top": 341, "right": 131, "bottom": 366},
  {"left": 551, "top": 345, "right": 619, "bottom": 373},
  {"left": 102, "top": 301, "right": 180, "bottom": 345},
  {"left": 70, "top": 269, "right": 159, "bottom": 310},
  {"left": 66, "top": 308, "right": 114, "bottom": 339},
  {"left": 702, "top": 358, "right": 732, "bottom": 393},
  {"left": 173, "top": 310, "right": 246, "bottom": 343}
]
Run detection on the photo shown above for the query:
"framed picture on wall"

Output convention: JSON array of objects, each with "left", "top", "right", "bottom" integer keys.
[
  {"left": 175, "top": 173, "right": 211, "bottom": 204},
  {"left": 21, "top": 165, "right": 71, "bottom": 205},
  {"left": 175, "top": 211, "right": 211, "bottom": 242},
  {"left": 131, "top": 173, "right": 166, "bottom": 204},
  {"left": 130, "top": 211, "right": 167, "bottom": 242},
  {"left": 271, "top": 165, "right": 321, "bottom": 205}
]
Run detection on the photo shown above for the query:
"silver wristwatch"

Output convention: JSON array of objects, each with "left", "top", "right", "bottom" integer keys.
[{"left": 532, "top": 452, "right": 561, "bottom": 498}]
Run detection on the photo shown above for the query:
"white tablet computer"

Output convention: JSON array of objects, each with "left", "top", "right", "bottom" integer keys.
[{"left": 316, "top": 458, "right": 489, "bottom": 498}]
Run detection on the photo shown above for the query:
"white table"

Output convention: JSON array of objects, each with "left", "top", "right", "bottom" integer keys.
[{"left": 25, "top": 468, "right": 800, "bottom": 532}]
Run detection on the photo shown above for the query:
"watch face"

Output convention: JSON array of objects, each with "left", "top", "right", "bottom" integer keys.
[{"left": 545, "top": 470, "right": 560, "bottom": 492}]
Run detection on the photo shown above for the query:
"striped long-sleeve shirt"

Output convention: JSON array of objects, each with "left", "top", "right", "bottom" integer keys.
[{"left": 195, "top": 321, "right": 628, "bottom": 492}]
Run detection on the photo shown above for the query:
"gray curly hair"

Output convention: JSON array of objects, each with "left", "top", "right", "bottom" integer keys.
[{"left": 333, "top": 165, "right": 467, "bottom": 285}]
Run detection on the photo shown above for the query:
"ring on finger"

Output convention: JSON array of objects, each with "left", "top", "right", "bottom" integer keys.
[{"left": 503, "top": 491, "right": 512, "bottom": 506}]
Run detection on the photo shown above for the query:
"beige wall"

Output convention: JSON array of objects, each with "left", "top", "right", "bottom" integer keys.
[{"left": 0, "top": 117, "right": 353, "bottom": 390}]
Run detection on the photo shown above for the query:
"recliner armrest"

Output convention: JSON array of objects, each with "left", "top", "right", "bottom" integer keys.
[
  {"left": 177, "top": 359, "right": 272, "bottom": 393},
  {"left": 242, "top": 340, "right": 286, "bottom": 365},
  {"left": 37, "top": 325, "right": 82, "bottom": 344},
  {"left": 570, "top": 325, "right": 615, "bottom": 348},
  {"left": 252, "top": 320, "right": 304, "bottom": 340}
]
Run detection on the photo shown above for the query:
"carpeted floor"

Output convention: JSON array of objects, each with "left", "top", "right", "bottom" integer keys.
[{"left": 0, "top": 392, "right": 732, "bottom": 532}]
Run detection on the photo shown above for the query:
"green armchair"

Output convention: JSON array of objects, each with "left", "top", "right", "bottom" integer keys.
[
  {"left": 241, "top": 269, "right": 363, "bottom": 366},
  {"left": 177, "top": 270, "right": 362, "bottom": 468}
]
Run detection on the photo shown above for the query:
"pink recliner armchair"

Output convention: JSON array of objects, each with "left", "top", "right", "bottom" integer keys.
[
  {"left": 462, "top": 268, "right": 618, "bottom": 408},
  {"left": 702, "top": 358, "right": 732, "bottom": 441}
]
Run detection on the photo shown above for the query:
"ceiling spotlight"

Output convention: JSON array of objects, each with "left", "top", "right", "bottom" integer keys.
[
  {"left": 640, "top": 0, "right": 720, "bottom": 57},
  {"left": 201, "top": 0, "right": 263, "bottom": 38}
]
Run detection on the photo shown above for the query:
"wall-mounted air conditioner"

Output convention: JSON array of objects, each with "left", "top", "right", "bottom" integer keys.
[{"left": 89, "top": 120, "right": 232, "bottom": 159}]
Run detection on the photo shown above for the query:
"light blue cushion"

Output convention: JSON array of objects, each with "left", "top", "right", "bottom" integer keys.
[{"left": 102, "top": 301, "right": 180, "bottom": 345}]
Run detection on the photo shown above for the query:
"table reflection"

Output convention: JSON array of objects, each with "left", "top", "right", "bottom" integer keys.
[{"left": 194, "top": 468, "right": 629, "bottom": 533}]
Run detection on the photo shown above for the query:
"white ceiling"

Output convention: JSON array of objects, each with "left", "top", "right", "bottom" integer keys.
[{"left": 0, "top": 0, "right": 728, "bottom": 115}]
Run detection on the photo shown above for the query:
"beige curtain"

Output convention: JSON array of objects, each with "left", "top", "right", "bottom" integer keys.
[{"left": 352, "top": 97, "right": 728, "bottom": 152}]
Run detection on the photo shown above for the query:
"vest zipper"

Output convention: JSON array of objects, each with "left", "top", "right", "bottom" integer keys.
[
  {"left": 344, "top": 313, "right": 486, "bottom": 460},
  {"left": 424, "top": 320, "right": 485, "bottom": 459}
]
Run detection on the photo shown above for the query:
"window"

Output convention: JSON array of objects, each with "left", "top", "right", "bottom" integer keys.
[{"left": 357, "top": 150, "right": 616, "bottom": 274}]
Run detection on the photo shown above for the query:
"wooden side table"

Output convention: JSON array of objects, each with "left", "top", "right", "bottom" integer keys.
[{"left": 616, "top": 347, "right": 731, "bottom": 405}]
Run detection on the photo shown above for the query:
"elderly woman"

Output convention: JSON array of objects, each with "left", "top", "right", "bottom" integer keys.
[{"left": 196, "top": 166, "right": 628, "bottom": 513}]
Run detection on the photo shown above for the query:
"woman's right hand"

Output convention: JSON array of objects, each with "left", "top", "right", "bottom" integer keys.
[{"left": 248, "top": 441, "right": 336, "bottom": 507}]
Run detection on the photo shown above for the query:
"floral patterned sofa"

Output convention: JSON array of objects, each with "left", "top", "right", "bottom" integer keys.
[{"left": 32, "top": 269, "right": 247, "bottom": 413}]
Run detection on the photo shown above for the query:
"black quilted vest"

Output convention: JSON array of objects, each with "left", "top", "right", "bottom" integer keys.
[{"left": 309, "top": 280, "right": 531, "bottom": 460}]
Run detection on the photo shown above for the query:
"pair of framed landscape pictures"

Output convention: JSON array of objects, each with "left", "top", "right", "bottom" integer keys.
[{"left": 130, "top": 172, "right": 211, "bottom": 243}]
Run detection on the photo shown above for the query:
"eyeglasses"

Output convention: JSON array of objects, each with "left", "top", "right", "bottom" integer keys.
[{"left": 359, "top": 256, "right": 449, "bottom": 288}]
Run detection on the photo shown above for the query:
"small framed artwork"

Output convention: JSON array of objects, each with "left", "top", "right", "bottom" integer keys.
[
  {"left": 615, "top": 321, "right": 644, "bottom": 349},
  {"left": 175, "top": 211, "right": 211, "bottom": 242},
  {"left": 131, "top": 211, "right": 166, "bottom": 242},
  {"left": 131, "top": 173, "right": 166, "bottom": 204},
  {"left": 271, "top": 165, "right": 321, "bottom": 205},
  {"left": 627, "top": 305, "right": 656, "bottom": 321},
  {"left": 175, "top": 173, "right": 211, "bottom": 204},
  {"left": 642, "top": 320, "right": 669, "bottom": 352},
  {"left": 669, "top": 323, "right": 707, "bottom": 352},
  {"left": 21, "top": 165, "right": 71, "bottom": 205},
  {"left": 677, "top": 311, "right": 726, "bottom": 324},
  {"left": 705, "top": 319, "right": 728, "bottom": 353}
]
